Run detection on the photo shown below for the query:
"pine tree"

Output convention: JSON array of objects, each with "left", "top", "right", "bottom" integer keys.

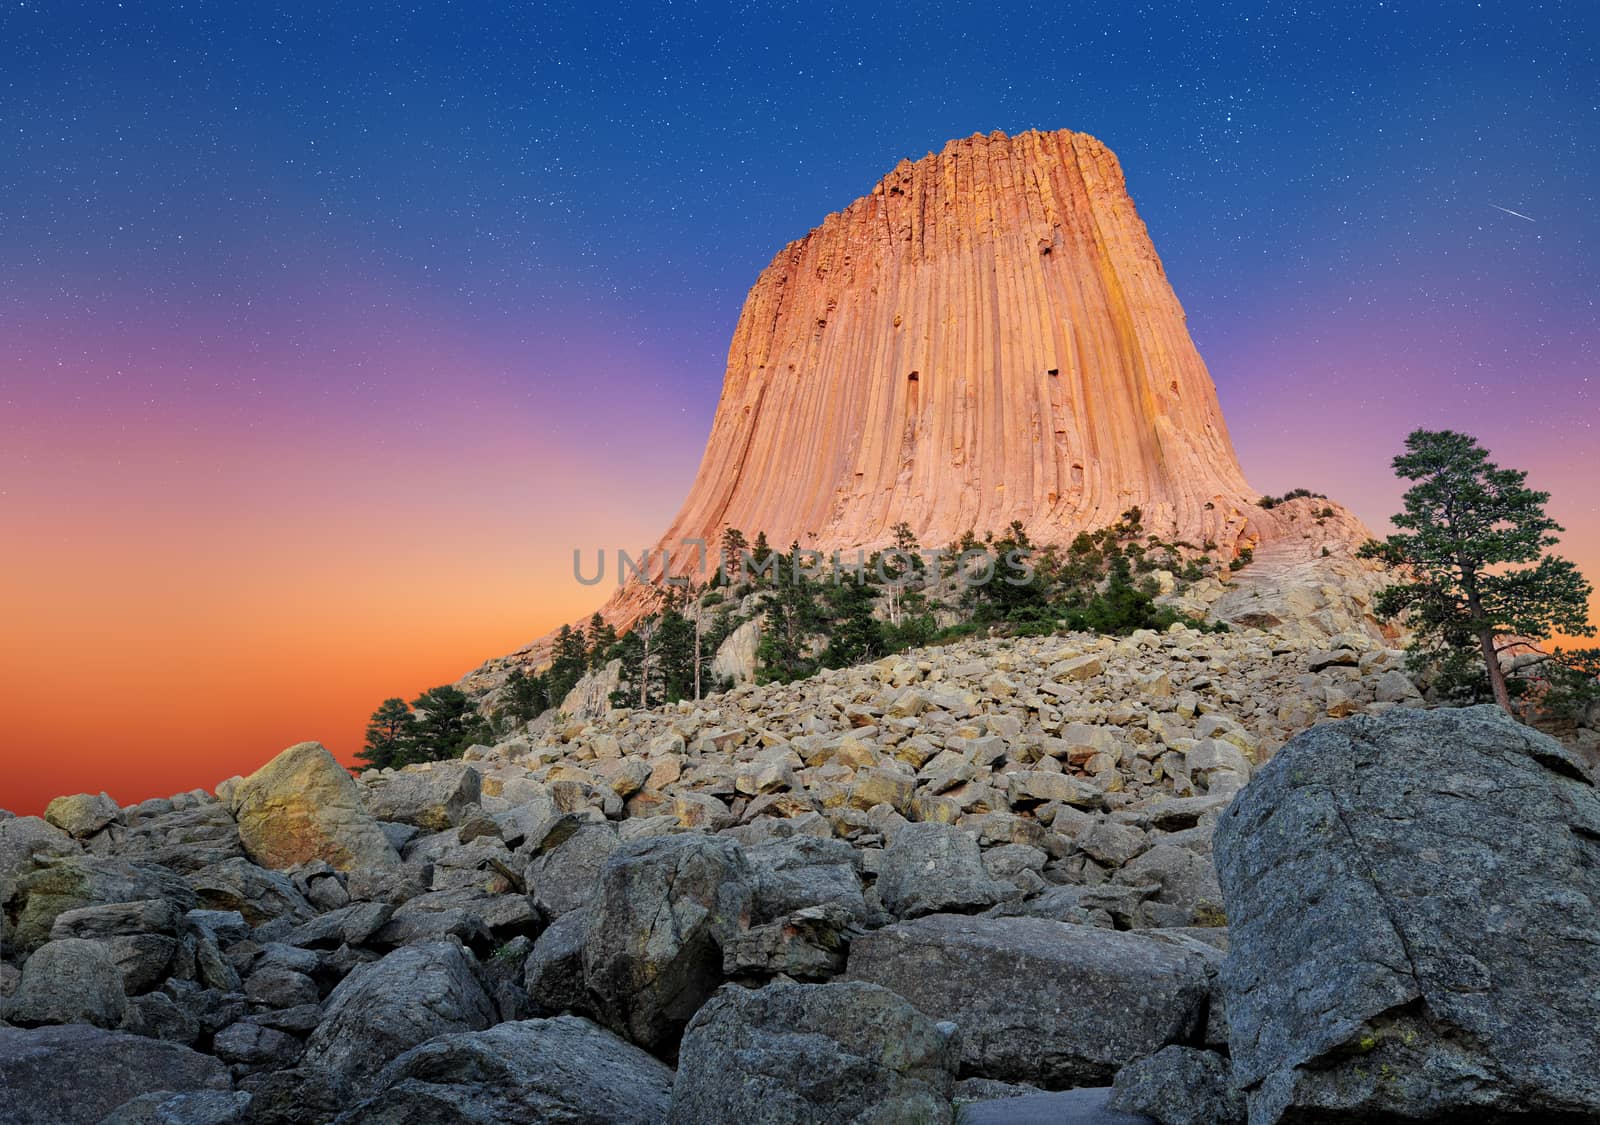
[
  {"left": 721, "top": 527, "right": 749, "bottom": 583},
  {"left": 1540, "top": 648, "right": 1600, "bottom": 723},
  {"left": 500, "top": 668, "right": 548, "bottom": 729},
  {"left": 749, "top": 531, "right": 775, "bottom": 584},
  {"left": 547, "top": 624, "right": 589, "bottom": 705},
  {"left": 970, "top": 520, "right": 1049, "bottom": 622},
  {"left": 358, "top": 697, "right": 414, "bottom": 770},
  {"left": 587, "top": 613, "right": 618, "bottom": 667},
  {"left": 655, "top": 604, "right": 697, "bottom": 702},
  {"left": 1360, "top": 429, "right": 1595, "bottom": 713},
  {"left": 756, "top": 566, "right": 822, "bottom": 683},
  {"left": 821, "top": 579, "right": 883, "bottom": 667},
  {"left": 406, "top": 685, "right": 489, "bottom": 763}
]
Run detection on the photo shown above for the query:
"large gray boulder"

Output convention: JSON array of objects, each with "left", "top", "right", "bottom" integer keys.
[
  {"left": 524, "top": 820, "right": 619, "bottom": 918},
  {"left": 668, "top": 980, "right": 959, "bottom": 1124},
  {"left": 6, "top": 937, "right": 128, "bottom": 1028},
  {"left": 42, "top": 793, "right": 122, "bottom": 839},
  {"left": 0, "top": 1024, "right": 229, "bottom": 1125},
  {"left": 524, "top": 906, "right": 590, "bottom": 1016},
  {"left": 876, "top": 823, "right": 1008, "bottom": 919},
  {"left": 5, "top": 856, "right": 195, "bottom": 954},
  {"left": 743, "top": 835, "right": 867, "bottom": 922},
  {"left": 847, "top": 914, "right": 1210, "bottom": 1087},
  {"left": 228, "top": 741, "right": 400, "bottom": 872},
  {"left": 48, "top": 899, "right": 182, "bottom": 993},
  {"left": 96, "top": 1089, "right": 252, "bottom": 1124},
  {"left": 582, "top": 833, "right": 753, "bottom": 1053},
  {"left": 1107, "top": 1046, "right": 1243, "bottom": 1125},
  {"left": 333, "top": 1015, "right": 674, "bottom": 1124},
  {"left": 185, "top": 859, "right": 312, "bottom": 926},
  {"left": 362, "top": 761, "right": 482, "bottom": 831},
  {"left": 1215, "top": 705, "right": 1600, "bottom": 1123},
  {"left": 300, "top": 940, "right": 495, "bottom": 1091},
  {"left": 0, "top": 817, "right": 80, "bottom": 928}
]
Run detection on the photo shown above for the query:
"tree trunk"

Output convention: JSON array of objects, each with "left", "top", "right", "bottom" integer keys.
[
  {"left": 1479, "top": 627, "right": 1514, "bottom": 715},
  {"left": 694, "top": 612, "right": 702, "bottom": 701},
  {"left": 1460, "top": 564, "right": 1514, "bottom": 717},
  {"left": 640, "top": 631, "right": 651, "bottom": 710}
]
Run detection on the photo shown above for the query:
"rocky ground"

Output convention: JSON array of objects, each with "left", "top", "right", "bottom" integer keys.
[{"left": 3, "top": 625, "right": 1599, "bottom": 1124}]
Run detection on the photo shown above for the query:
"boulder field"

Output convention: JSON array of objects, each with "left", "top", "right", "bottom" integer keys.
[{"left": 3, "top": 626, "right": 1598, "bottom": 1123}]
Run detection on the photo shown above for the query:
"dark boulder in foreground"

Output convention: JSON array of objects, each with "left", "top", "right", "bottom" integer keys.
[
  {"left": 0, "top": 1024, "right": 229, "bottom": 1125},
  {"left": 581, "top": 834, "right": 753, "bottom": 1054},
  {"left": 847, "top": 913, "right": 1211, "bottom": 1087},
  {"left": 333, "top": 1015, "right": 673, "bottom": 1125},
  {"left": 668, "top": 980, "right": 958, "bottom": 1124},
  {"left": 298, "top": 940, "right": 495, "bottom": 1092},
  {"left": 1107, "top": 1045, "right": 1243, "bottom": 1125},
  {"left": 1215, "top": 705, "right": 1600, "bottom": 1123},
  {"left": 5, "top": 937, "right": 128, "bottom": 1029}
]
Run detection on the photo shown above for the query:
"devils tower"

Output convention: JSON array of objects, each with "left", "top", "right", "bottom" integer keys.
[
  {"left": 663, "top": 127, "right": 1265, "bottom": 558},
  {"left": 480, "top": 128, "right": 1370, "bottom": 672}
]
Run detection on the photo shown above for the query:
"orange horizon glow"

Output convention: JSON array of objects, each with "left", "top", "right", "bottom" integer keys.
[{"left": 5, "top": 381, "right": 1594, "bottom": 819}]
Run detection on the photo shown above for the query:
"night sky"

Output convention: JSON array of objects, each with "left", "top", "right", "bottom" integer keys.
[{"left": 3, "top": 2, "right": 1595, "bottom": 812}]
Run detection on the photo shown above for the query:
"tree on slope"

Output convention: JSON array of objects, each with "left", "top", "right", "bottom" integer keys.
[
  {"left": 586, "top": 613, "right": 619, "bottom": 667},
  {"left": 546, "top": 624, "right": 589, "bottom": 705},
  {"left": 358, "top": 697, "right": 415, "bottom": 770},
  {"left": 499, "top": 668, "right": 549, "bottom": 730},
  {"left": 1360, "top": 429, "right": 1594, "bottom": 714},
  {"left": 406, "top": 685, "right": 490, "bottom": 763}
]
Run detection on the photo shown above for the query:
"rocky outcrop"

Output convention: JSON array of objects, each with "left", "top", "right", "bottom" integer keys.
[
  {"left": 558, "top": 659, "right": 625, "bottom": 721},
  {"left": 1166, "top": 537, "right": 1399, "bottom": 644},
  {"left": 847, "top": 914, "right": 1212, "bottom": 1087},
  {"left": 362, "top": 761, "right": 482, "bottom": 831},
  {"left": 581, "top": 835, "right": 753, "bottom": 1053},
  {"left": 300, "top": 940, "right": 496, "bottom": 1091},
  {"left": 0, "top": 1024, "right": 230, "bottom": 1125},
  {"left": 710, "top": 619, "right": 762, "bottom": 687},
  {"left": 668, "top": 980, "right": 959, "bottom": 1124},
  {"left": 228, "top": 742, "right": 400, "bottom": 872},
  {"left": 1214, "top": 705, "right": 1600, "bottom": 1122},
  {"left": 645, "top": 129, "right": 1349, "bottom": 566},
  {"left": 16, "top": 622, "right": 1600, "bottom": 1123},
  {"left": 42, "top": 793, "right": 121, "bottom": 839},
  {"left": 4, "top": 937, "right": 127, "bottom": 1028},
  {"left": 1108, "top": 1046, "right": 1244, "bottom": 1125},
  {"left": 467, "top": 129, "right": 1373, "bottom": 682},
  {"left": 334, "top": 1015, "right": 674, "bottom": 1125}
]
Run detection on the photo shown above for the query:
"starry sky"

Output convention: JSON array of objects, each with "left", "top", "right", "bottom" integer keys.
[{"left": 3, "top": 1, "right": 1595, "bottom": 813}]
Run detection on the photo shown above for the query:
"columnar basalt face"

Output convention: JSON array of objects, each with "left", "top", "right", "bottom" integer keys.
[
  {"left": 470, "top": 128, "right": 1372, "bottom": 677},
  {"left": 658, "top": 128, "right": 1263, "bottom": 560}
]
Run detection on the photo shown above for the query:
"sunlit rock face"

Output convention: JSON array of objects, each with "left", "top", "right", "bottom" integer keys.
[
  {"left": 664, "top": 127, "right": 1264, "bottom": 559},
  {"left": 475, "top": 128, "right": 1373, "bottom": 675}
]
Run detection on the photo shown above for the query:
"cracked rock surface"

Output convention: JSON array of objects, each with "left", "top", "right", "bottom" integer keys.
[{"left": 1214, "top": 704, "right": 1600, "bottom": 1123}]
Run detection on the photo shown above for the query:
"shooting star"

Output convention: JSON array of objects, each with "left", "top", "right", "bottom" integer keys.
[{"left": 1489, "top": 203, "right": 1536, "bottom": 223}]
